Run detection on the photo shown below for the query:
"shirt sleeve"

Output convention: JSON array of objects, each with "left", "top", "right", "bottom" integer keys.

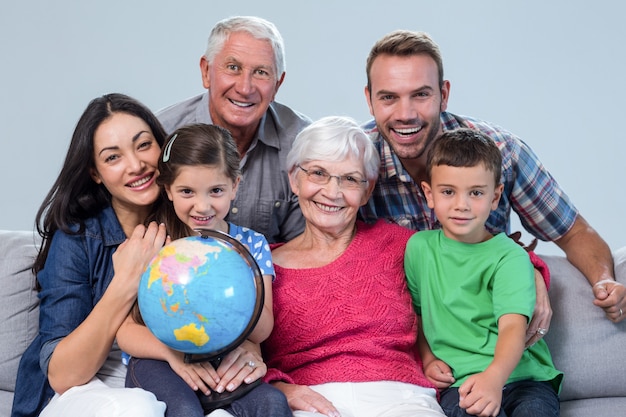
[
  {"left": 501, "top": 135, "right": 578, "bottom": 241},
  {"left": 36, "top": 230, "right": 94, "bottom": 374}
]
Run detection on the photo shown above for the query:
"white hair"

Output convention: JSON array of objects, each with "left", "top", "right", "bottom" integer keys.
[
  {"left": 287, "top": 116, "right": 380, "bottom": 181},
  {"left": 205, "top": 16, "right": 286, "bottom": 76}
]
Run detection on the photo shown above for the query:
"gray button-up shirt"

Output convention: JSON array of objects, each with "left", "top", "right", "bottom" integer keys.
[{"left": 157, "top": 92, "right": 310, "bottom": 243}]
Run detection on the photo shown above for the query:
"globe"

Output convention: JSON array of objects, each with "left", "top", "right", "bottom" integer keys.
[{"left": 138, "top": 229, "right": 264, "bottom": 358}]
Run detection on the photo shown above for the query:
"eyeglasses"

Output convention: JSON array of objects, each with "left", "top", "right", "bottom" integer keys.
[{"left": 296, "top": 165, "right": 368, "bottom": 190}]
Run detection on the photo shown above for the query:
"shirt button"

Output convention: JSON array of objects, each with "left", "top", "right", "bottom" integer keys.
[
  {"left": 231, "top": 207, "right": 239, "bottom": 214},
  {"left": 274, "top": 201, "right": 281, "bottom": 208}
]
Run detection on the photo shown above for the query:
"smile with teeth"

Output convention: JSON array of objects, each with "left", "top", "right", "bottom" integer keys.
[
  {"left": 192, "top": 215, "right": 215, "bottom": 222},
  {"left": 127, "top": 174, "right": 153, "bottom": 188},
  {"left": 392, "top": 126, "right": 422, "bottom": 136},
  {"left": 230, "top": 99, "right": 254, "bottom": 108},
  {"left": 315, "top": 202, "right": 342, "bottom": 212}
]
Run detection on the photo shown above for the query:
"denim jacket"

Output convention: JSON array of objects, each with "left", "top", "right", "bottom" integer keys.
[{"left": 11, "top": 206, "right": 126, "bottom": 417}]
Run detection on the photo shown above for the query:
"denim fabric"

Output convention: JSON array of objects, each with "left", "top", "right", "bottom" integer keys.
[
  {"left": 12, "top": 206, "right": 127, "bottom": 417},
  {"left": 126, "top": 357, "right": 291, "bottom": 417},
  {"left": 440, "top": 380, "right": 559, "bottom": 417}
]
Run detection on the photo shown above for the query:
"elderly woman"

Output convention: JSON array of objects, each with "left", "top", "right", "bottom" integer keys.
[{"left": 262, "top": 116, "right": 445, "bottom": 417}]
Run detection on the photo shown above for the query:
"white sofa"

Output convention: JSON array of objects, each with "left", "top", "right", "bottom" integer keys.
[{"left": 1, "top": 229, "right": 625, "bottom": 416}]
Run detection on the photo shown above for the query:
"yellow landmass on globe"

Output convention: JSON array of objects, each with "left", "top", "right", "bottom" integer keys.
[
  {"left": 148, "top": 245, "right": 177, "bottom": 287},
  {"left": 174, "top": 323, "right": 210, "bottom": 347}
]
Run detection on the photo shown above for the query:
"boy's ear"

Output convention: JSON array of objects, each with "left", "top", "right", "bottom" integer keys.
[
  {"left": 492, "top": 183, "right": 504, "bottom": 210},
  {"left": 421, "top": 181, "right": 435, "bottom": 209}
]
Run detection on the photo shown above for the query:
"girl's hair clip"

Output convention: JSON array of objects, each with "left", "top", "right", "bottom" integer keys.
[{"left": 162, "top": 133, "right": 178, "bottom": 162}]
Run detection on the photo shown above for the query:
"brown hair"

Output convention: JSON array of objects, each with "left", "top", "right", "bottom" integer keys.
[
  {"left": 149, "top": 123, "right": 241, "bottom": 241},
  {"left": 366, "top": 30, "right": 444, "bottom": 93},
  {"left": 426, "top": 128, "right": 502, "bottom": 185}
]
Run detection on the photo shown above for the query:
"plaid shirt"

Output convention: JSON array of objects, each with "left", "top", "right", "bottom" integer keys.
[{"left": 359, "top": 112, "right": 577, "bottom": 241}]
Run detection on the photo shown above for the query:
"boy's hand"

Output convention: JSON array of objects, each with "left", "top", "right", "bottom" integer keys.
[
  {"left": 424, "top": 359, "right": 455, "bottom": 389},
  {"left": 458, "top": 371, "right": 503, "bottom": 417}
]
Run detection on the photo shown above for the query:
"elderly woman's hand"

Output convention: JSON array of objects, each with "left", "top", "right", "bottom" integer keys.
[
  {"left": 273, "top": 381, "right": 341, "bottom": 417},
  {"left": 213, "top": 340, "right": 266, "bottom": 393}
]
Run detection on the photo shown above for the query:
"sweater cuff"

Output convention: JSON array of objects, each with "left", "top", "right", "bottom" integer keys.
[
  {"left": 529, "top": 251, "right": 551, "bottom": 290},
  {"left": 264, "top": 368, "right": 295, "bottom": 385}
]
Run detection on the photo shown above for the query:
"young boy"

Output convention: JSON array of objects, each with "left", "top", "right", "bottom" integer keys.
[{"left": 404, "top": 128, "right": 562, "bottom": 417}]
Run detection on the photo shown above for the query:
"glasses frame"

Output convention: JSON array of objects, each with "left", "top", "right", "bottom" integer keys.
[{"left": 296, "top": 164, "right": 368, "bottom": 190}]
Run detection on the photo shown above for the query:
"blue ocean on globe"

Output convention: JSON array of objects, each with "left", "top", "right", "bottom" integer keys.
[{"left": 138, "top": 234, "right": 258, "bottom": 355}]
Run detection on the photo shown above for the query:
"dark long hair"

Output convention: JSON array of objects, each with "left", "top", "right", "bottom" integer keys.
[{"left": 33, "top": 93, "right": 167, "bottom": 274}]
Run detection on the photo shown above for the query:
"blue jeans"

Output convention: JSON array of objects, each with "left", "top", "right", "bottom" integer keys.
[
  {"left": 440, "top": 380, "right": 559, "bottom": 417},
  {"left": 126, "top": 357, "right": 291, "bottom": 417}
]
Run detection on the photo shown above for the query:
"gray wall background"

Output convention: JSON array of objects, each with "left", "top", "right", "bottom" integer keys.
[{"left": 1, "top": 0, "right": 624, "bottom": 256}]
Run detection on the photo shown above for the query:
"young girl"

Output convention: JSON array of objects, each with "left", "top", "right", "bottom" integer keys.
[{"left": 116, "top": 123, "right": 290, "bottom": 417}]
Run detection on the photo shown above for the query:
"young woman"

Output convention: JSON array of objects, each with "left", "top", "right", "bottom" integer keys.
[
  {"left": 117, "top": 123, "right": 290, "bottom": 417},
  {"left": 12, "top": 93, "right": 168, "bottom": 417}
]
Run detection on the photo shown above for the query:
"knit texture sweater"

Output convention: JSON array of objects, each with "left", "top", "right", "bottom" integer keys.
[{"left": 263, "top": 220, "right": 434, "bottom": 389}]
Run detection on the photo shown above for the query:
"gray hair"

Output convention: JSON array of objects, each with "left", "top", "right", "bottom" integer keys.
[
  {"left": 205, "top": 16, "right": 286, "bottom": 76},
  {"left": 287, "top": 116, "right": 380, "bottom": 181}
]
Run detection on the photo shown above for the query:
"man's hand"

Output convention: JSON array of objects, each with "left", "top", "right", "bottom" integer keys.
[
  {"left": 508, "top": 231, "right": 537, "bottom": 252},
  {"left": 593, "top": 278, "right": 626, "bottom": 323}
]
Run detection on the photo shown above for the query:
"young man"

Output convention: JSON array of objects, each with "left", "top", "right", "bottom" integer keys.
[
  {"left": 361, "top": 30, "right": 624, "bottom": 331},
  {"left": 157, "top": 16, "right": 311, "bottom": 243},
  {"left": 405, "top": 129, "right": 562, "bottom": 417}
]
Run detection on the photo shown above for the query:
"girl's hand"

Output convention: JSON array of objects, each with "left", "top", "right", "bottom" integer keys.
[{"left": 166, "top": 350, "right": 221, "bottom": 395}]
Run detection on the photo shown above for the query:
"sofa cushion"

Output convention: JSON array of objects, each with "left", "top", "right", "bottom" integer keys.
[
  {"left": 543, "top": 247, "right": 626, "bottom": 402},
  {"left": 0, "top": 231, "right": 40, "bottom": 394}
]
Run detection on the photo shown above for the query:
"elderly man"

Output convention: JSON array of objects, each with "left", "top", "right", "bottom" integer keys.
[
  {"left": 158, "top": 16, "right": 310, "bottom": 243},
  {"left": 360, "top": 30, "right": 624, "bottom": 331}
]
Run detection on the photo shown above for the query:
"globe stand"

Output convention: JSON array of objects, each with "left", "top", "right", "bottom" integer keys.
[{"left": 185, "top": 354, "right": 262, "bottom": 412}]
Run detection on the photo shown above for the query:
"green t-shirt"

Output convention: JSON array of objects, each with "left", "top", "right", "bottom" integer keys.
[{"left": 405, "top": 230, "right": 562, "bottom": 392}]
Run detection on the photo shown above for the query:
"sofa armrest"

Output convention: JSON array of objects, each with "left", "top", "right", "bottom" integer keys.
[
  {"left": 543, "top": 247, "right": 626, "bottom": 401},
  {"left": 0, "top": 231, "right": 40, "bottom": 395}
]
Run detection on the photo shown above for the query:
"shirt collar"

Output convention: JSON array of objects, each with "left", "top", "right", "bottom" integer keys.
[
  {"left": 203, "top": 92, "right": 279, "bottom": 151},
  {"left": 370, "top": 111, "right": 464, "bottom": 182}
]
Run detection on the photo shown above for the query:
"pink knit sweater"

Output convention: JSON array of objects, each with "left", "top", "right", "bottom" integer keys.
[{"left": 263, "top": 220, "right": 434, "bottom": 389}]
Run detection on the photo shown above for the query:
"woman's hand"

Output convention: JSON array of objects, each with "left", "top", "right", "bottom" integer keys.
[
  {"left": 213, "top": 340, "right": 266, "bottom": 393},
  {"left": 273, "top": 381, "right": 340, "bottom": 417},
  {"left": 112, "top": 222, "right": 168, "bottom": 294},
  {"left": 525, "top": 270, "right": 552, "bottom": 347}
]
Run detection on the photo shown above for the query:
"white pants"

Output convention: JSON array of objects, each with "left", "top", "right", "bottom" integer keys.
[
  {"left": 293, "top": 381, "right": 444, "bottom": 417},
  {"left": 39, "top": 377, "right": 166, "bottom": 417}
]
